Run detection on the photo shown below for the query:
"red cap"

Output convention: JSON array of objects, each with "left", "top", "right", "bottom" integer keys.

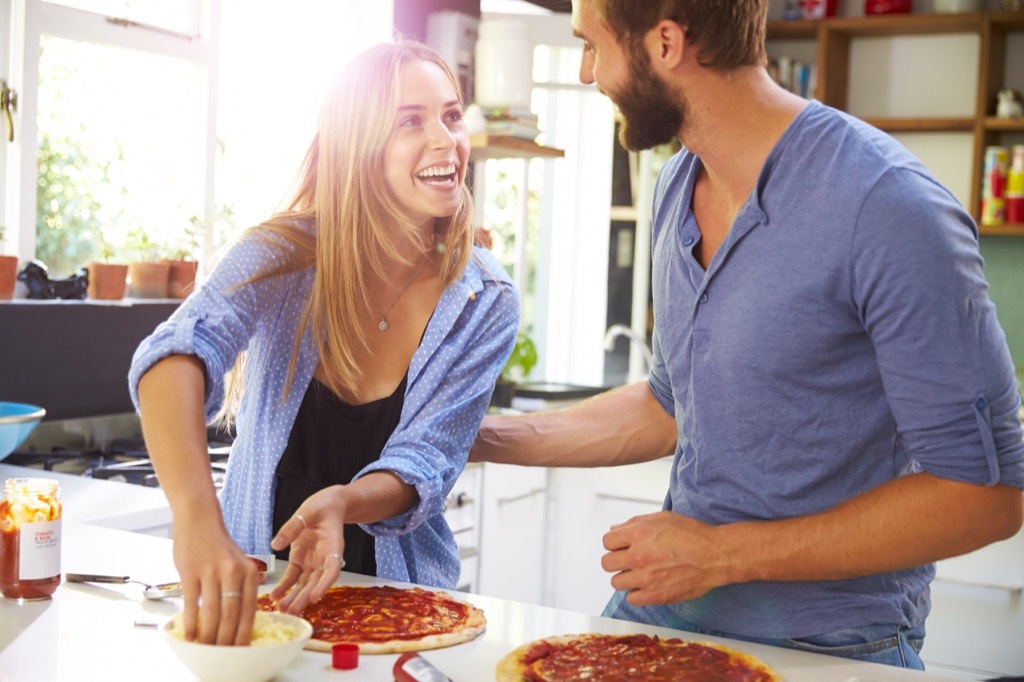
[{"left": 332, "top": 643, "right": 359, "bottom": 670}]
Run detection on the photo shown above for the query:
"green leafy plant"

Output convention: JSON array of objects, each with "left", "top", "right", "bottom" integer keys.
[
  {"left": 36, "top": 132, "right": 109, "bottom": 275},
  {"left": 500, "top": 331, "right": 538, "bottom": 384},
  {"left": 125, "top": 224, "right": 162, "bottom": 262}
]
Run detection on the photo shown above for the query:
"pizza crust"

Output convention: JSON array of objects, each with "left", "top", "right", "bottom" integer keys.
[{"left": 496, "top": 634, "right": 782, "bottom": 682}]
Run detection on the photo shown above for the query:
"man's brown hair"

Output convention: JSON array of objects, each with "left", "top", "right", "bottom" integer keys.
[{"left": 589, "top": 0, "right": 768, "bottom": 70}]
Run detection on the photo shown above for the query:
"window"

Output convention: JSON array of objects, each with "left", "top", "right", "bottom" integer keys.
[
  {"left": 477, "top": 9, "right": 616, "bottom": 387},
  {"left": 2, "top": 1, "right": 393, "bottom": 277}
]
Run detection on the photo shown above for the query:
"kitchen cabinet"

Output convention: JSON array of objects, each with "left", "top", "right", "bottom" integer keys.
[
  {"left": 923, "top": 526, "right": 1024, "bottom": 678},
  {"left": 767, "top": 12, "right": 1024, "bottom": 233},
  {"left": 545, "top": 458, "right": 674, "bottom": 615},
  {"left": 477, "top": 462, "right": 549, "bottom": 605}
]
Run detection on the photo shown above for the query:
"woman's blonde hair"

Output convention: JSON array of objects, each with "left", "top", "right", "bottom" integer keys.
[{"left": 219, "top": 40, "right": 474, "bottom": 419}]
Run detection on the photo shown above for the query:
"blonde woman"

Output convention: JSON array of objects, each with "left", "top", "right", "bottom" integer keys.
[{"left": 129, "top": 41, "right": 518, "bottom": 645}]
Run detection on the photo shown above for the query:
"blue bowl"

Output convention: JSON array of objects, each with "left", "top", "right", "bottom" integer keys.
[{"left": 0, "top": 403, "right": 46, "bottom": 461}]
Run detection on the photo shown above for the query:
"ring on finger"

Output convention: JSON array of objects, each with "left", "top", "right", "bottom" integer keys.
[
  {"left": 221, "top": 591, "right": 242, "bottom": 599},
  {"left": 294, "top": 514, "right": 307, "bottom": 528},
  {"left": 326, "top": 553, "right": 346, "bottom": 569}
]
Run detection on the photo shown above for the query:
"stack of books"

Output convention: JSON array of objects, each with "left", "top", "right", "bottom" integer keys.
[{"left": 482, "top": 106, "right": 540, "bottom": 141}]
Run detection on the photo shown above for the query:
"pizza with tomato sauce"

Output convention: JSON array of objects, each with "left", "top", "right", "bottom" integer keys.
[
  {"left": 256, "top": 584, "right": 486, "bottom": 654},
  {"left": 496, "top": 633, "right": 782, "bottom": 681}
]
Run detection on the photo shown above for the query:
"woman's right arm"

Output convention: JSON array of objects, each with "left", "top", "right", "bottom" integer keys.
[
  {"left": 137, "top": 355, "right": 261, "bottom": 646},
  {"left": 471, "top": 381, "right": 677, "bottom": 468}
]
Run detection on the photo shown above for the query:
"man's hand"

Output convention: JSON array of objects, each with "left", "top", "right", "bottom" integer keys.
[{"left": 601, "top": 510, "right": 724, "bottom": 606}]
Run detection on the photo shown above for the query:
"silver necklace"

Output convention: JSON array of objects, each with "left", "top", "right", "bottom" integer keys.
[{"left": 377, "top": 257, "right": 428, "bottom": 332}]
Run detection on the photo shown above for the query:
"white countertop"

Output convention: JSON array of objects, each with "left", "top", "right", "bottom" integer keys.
[{"left": 0, "top": 464, "right": 968, "bottom": 682}]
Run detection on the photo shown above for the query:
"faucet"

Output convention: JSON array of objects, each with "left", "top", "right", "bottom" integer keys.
[{"left": 603, "top": 324, "right": 654, "bottom": 374}]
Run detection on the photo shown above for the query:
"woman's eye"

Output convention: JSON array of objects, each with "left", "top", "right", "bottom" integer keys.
[
  {"left": 399, "top": 115, "right": 422, "bottom": 128},
  {"left": 446, "top": 110, "right": 464, "bottom": 124}
]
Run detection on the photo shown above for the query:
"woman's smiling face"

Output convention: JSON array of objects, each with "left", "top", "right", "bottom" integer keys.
[{"left": 383, "top": 60, "right": 470, "bottom": 228}]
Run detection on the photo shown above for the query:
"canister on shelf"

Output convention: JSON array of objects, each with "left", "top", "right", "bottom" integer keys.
[
  {"left": 1007, "top": 196, "right": 1024, "bottom": 225},
  {"left": 1008, "top": 145, "right": 1024, "bottom": 196},
  {"left": 0, "top": 478, "right": 62, "bottom": 601},
  {"left": 984, "top": 146, "right": 1010, "bottom": 199},
  {"left": 982, "top": 197, "right": 1007, "bottom": 227}
]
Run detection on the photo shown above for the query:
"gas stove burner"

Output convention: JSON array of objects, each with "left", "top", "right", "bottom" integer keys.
[{"left": 3, "top": 447, "right": 137, "bottom": 476}]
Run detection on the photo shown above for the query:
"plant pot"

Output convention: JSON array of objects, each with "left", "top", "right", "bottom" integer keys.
[
  {"left": 85, "top": 262, "right": 128, "bottom": 300},
  {"left": 126, "top": 261, "right": 170, "bottom": 299},
  {"left": 490, "top": 381, "right": 516, "bottom": 408},
  {"left": 0, "top": 255, "right": 18, "bottom": 300},
  {"left": 163, "top": 259, "right": 198, "bottom": 299}
]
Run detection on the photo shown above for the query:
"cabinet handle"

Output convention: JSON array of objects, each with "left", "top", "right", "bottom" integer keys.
[
  {"left": 933, "top": 576, "right": 1023, "bottom": 593},
  {"left": 497, "top": 487, "right": 546, "bottom": 506},
  {"left": 595, "top": 492, "right": 663, "bottom": 506}
]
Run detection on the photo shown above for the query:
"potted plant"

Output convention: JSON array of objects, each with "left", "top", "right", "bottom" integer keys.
[
  {"left": 0, "top": 226, "right": 18, "bottom": 300},
  {"left": 490, "top": 331, "right": 538, "bottom": 408},
  {"left": 125, "top": 226, "right": 170, "bottom": 298},
  {"left": 161, "top": 217, "right": 205, "bottom": 299},
  {"left": 85, "top": 232, "right": 128, "bottom": 300}
]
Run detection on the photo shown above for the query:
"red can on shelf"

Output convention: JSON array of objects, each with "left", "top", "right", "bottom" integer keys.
[
  {"left": 802, "top": 0, "right": 838, "bottom": 17},
  {"left": 1007, "top": 196, "right": 1024, "bottom": 225},
  {"left": 865, "top": 0, "right": 912, "bottom": 13}
]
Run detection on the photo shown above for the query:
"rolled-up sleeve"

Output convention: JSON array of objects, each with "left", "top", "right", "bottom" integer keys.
[
  {"left": 127, "top": 234, "right": 290, "bottom": 422},
  {"left": 853, "top": 169, "right": 1024, "bottom": 489}
]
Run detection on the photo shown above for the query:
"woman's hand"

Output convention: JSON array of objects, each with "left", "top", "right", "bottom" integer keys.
[
  {"left": 269, "top": 485, "right": 347, "bottom": 614},
  {"left": 172, "top": 520, "right": 262, "bottom": 646}
]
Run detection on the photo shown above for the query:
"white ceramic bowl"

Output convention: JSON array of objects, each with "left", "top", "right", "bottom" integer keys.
[{"left": 161, "top": 612, "right": 312, "bottom": 682}]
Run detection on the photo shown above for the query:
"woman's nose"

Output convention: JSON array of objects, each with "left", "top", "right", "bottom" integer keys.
[{"left": 428, "top": 119, "right": 456, "bottom": 148}]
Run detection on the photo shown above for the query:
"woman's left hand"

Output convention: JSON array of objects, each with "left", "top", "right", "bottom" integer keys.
[{"left": 269, "top": 485, "right": 347, "bottom": 614}]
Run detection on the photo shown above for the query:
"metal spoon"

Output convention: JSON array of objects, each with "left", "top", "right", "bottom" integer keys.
[{"left": 64, "top": 572, "right": 183, "bottom": 600}]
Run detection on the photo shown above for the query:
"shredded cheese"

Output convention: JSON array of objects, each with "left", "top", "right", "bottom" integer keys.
[{"left": 168, "top": 611, "right": 299, "bottom": 646}]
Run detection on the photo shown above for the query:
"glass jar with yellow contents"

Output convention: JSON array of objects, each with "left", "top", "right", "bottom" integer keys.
[{"left": 0, "top": 478, "right": 62, "bottom": 600}]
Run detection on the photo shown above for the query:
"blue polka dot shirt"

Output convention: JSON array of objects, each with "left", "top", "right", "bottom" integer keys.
[{"left": 128, "top": 232, "right": 519, "bottom": 589}]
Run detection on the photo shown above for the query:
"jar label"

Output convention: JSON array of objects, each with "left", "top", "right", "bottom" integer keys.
[{"left": 18, "top": 519, "right": 61, "bottom": 580}]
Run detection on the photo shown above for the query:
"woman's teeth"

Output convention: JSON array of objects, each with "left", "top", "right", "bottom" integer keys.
[{"left": 417, "top": 165, "right": 456, "bottom": 185}]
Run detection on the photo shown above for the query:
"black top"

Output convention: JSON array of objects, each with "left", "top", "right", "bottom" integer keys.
[{"left": 272, "top": 375, "right": 408, "bottom": 577}]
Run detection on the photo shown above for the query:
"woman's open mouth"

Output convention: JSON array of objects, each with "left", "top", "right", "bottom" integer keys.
[{"left": 416, "top": 163, "right": 458, "bottom": 187}]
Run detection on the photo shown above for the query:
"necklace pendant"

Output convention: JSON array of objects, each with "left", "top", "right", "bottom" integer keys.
[{"left": 378, "top": 319, "right": 389, "bottom": 332}]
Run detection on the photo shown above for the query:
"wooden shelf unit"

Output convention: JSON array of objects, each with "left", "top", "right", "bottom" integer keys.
[{"left": 767, "top": 11, "right": 1024, "bottom": 228}]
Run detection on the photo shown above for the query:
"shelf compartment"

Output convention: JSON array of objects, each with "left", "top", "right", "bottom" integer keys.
[
  {"left": 980, "top": 223, "right": 1024, "bottom": 237},
  {"left": 766, "top": 20, "right": 819, "bottom": 41},
  {"left": 864, "top": 117, "right": 976, "bottom": 133},
  {"left": 824, "top": 13, "right": 982, "bottom": 37},
  {"left": 470, "top": 135, "right": 565, "bottom": 161},
  {"left": 984, "top": 117, "right": 1024, "bottom": 132}
]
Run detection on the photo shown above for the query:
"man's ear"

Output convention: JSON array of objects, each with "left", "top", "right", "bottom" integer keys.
[{"left": 646, "top": 19, "right": 686, "bottom": 70}]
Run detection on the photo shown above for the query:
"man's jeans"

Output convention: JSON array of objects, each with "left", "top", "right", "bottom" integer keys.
[{"left": 603, "top": 592, "right": 925, "bottom": 669}]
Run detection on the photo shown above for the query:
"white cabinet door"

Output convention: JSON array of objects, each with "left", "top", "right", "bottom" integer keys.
[
  {"left": 478, "top": 463, "right": 549, "bottom": 605},
  {"left": 546, "top": 459, "right": 672, "bottom": 615}
]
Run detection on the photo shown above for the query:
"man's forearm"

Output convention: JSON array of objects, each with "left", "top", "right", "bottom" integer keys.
[
  {"left": 472, "top": 381, "right": 677, "bottom": 468},
  {"left": 721, "top": 473, "right": 1024, "bottom": 586}
]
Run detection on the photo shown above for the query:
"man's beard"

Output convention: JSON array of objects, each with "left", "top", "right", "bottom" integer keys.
[{"left": 612, "top": 48, "right": 685, "bottom": 151}]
